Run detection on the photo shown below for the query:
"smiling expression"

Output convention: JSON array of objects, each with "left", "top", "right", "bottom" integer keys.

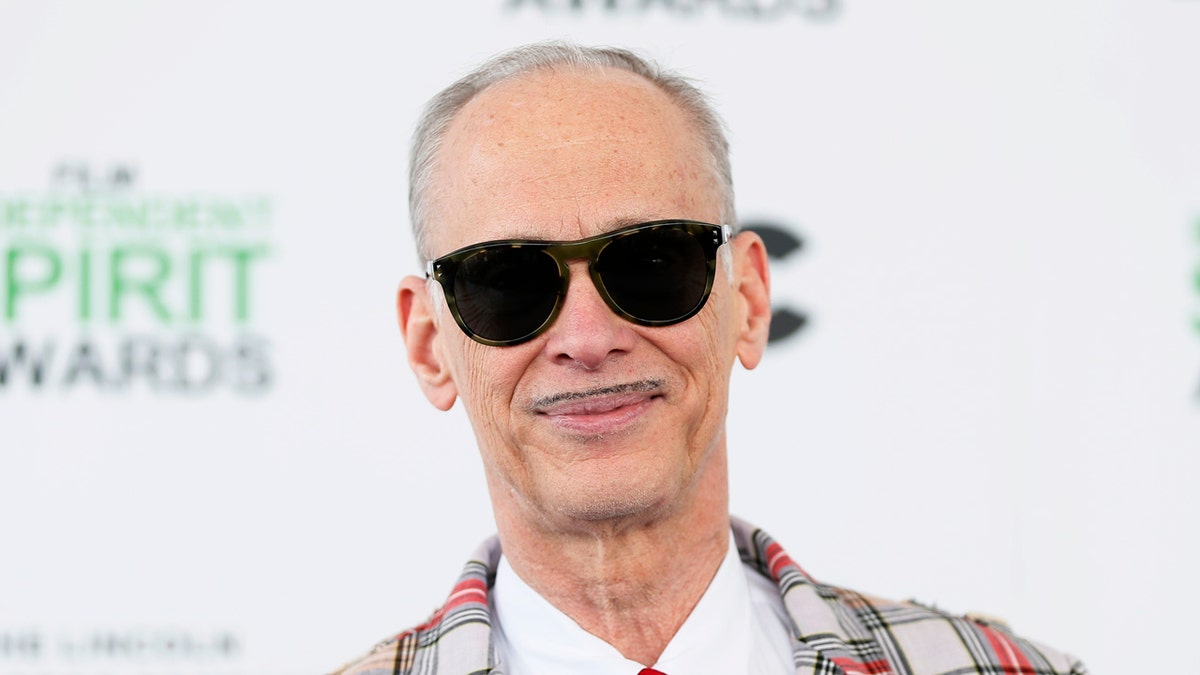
[{"left": 406, "top": 66, "right": 766, "bottom": 534}]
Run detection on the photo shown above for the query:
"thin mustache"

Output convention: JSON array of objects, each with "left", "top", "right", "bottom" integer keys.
[{"left": 528, "top": 379, "right": 664, "bottom": 410}]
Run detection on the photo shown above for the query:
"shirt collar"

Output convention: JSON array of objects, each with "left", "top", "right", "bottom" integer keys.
[{"left": 491, "top": 531, "right": 755, "bottom": 674}]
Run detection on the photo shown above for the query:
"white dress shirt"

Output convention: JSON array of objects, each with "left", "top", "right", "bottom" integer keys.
[{"left": 490, "top": 531, "right": 794, "bottom": 674}]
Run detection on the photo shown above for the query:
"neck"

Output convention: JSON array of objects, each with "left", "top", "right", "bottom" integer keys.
[{"left": 491, "top": 448, "right": 730, "bottom": 666}]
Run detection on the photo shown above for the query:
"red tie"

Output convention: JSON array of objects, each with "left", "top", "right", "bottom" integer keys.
[{"left": 639, "top": 670, "right": 668, "bottom": 675}]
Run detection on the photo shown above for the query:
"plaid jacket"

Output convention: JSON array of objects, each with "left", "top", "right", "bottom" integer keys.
[{"left": 332, "top": 518, "right": 1086, "bottom": 675}]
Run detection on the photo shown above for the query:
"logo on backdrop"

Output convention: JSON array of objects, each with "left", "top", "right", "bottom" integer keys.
[
  {"left": 741, "top": 219, "right": 807, "bottom": 344},
  {"left": 0, "top": 162, "right": 275, "bottom": 395},
  {"left": 504, "top": 0, "right": 841, "bottom": 21},
  {"left": 0, "top": 627, "right": 241, "bottom": 674}
]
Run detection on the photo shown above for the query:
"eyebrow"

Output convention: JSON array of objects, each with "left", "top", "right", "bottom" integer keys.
[
  {"left": 603, "top": 214, "right": 666, "bottom": 231},
  {"left": 498, "top": 214, "right": 670, "bottom": 242}
]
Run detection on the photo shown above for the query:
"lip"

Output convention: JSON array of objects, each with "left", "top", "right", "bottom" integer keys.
[{"left": 534, "top": 388, "right": 661, "bottom": 436}]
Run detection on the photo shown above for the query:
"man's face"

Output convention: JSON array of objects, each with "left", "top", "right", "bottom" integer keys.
[{"left": 404, "top": 67, "right": 768, "bottom": 533}]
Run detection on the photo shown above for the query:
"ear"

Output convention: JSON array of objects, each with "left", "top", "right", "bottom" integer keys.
[
  {"left": 730, "top": 231, "right": 772, "bottom": 370},
  {"left": 397, "top": 275, "right": 458, "bottom": 410}
]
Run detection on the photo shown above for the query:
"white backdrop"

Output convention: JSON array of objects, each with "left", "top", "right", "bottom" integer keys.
[{"left": 2, "top": 1, "right": 1198, "bottom": 674}]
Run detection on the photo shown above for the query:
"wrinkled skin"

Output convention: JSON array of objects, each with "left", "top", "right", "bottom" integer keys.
[{"left": 397, "top": 65, "right": 772, "bottom": 664}]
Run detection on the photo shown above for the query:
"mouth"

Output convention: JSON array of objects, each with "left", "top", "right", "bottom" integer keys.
[{"left": 531, "top": 380, "right": 664, "bottom": 436}]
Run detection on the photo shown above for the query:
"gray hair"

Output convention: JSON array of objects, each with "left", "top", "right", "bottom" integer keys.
[{"left": 408, "top": 41, "right": 736, "bottom": 263}]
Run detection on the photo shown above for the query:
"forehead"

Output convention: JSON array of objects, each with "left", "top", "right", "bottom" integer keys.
[{"left": 426, "top": 67, "right": 719, "bottom": 255}]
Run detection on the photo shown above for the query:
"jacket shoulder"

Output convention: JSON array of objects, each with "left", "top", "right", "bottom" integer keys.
[
  {"left": 823, "top": 586, "right": 1088, "bottom": 675},
  {"left": 328, "top": 538, "right": 500, "bottom": 674},
  {"left": 328, "top": 630, "right": 421, "bottom": 675}
]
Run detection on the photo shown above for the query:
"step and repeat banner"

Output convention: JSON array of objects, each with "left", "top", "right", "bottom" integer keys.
[{"left": 2, "top": 1, "right": 1197, "bottom": 673}]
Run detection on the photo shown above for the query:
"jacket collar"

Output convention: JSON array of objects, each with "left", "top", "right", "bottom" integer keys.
[{"left": 405, "top": 518, "right": 882, "bottom": 675}]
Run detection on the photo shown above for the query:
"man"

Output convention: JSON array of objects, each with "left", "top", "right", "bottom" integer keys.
[{"left": 335, "top": 42, "right": 1085, "bottom": 674}]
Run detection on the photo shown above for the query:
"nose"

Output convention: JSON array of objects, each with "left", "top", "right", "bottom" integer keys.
[{"left": 541, "top": 260, "right": 637, "bottom": 370}]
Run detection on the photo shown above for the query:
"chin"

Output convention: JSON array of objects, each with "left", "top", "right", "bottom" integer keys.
[{"left": 547, "top": 474, "right": 681, "bottom": 526}]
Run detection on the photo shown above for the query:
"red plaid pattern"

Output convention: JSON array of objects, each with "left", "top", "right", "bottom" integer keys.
[{"left": 331, "top": 518, "right": 1086, "bottom": 675}]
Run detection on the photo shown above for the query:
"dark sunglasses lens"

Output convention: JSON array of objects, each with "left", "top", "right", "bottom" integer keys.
[
  {"left": 597, "top": 228, "right": 710, "bottom": 322},
  {"left": 453, "top": 247, "right": 560, "bottom": 342}
]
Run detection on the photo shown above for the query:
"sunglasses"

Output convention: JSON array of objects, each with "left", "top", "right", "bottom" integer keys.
[{"left": 426, "top": 219, "right": 733, "bottom": 346}]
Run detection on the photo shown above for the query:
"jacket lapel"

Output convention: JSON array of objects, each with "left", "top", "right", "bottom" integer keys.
[{"left": 733, "top": 517, "right": 895, "bottom": 675}]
